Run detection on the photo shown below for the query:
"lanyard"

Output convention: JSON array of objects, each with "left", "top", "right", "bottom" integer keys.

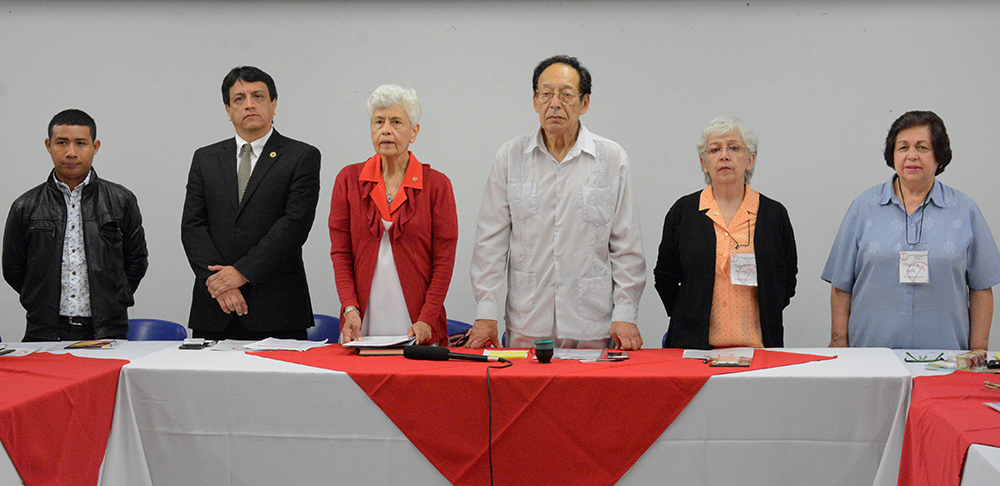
[{"left": 898, "top": 178, "right": 929, "bottom": 245}]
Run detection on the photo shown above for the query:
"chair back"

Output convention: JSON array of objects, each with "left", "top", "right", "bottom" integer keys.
[
  {"left": 446, "top": 319, "right": 472, "bottom": 336},
  {"left": 127, "top": 319, "right": 188, "bottom": 341},
  {"left": 662, "top": 332, "right": 668, "bottom": 348},
  {"left": 308, "top": 314, "right": 341, "bottom": 343}
]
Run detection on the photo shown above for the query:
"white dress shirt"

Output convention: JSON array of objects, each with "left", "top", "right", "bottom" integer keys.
[
  {"left": 234, "top": 127, "right": 274, "bottom": 174},
  {"left": 470, "top": 124, "right": 646, "bottom": 341}
]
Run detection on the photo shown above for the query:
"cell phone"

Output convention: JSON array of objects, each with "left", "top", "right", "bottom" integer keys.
[
  {"left": 606, "top": 351, "right": 629, "bottom": 360},
  {"left": 179, "top": 338, "right": 212, "bottom": 350},
  {"left": 988, "top": 359, "right": 1000, "bottom": 370}
]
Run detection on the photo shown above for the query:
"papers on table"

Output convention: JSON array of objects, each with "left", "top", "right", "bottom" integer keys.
[
  {"left": 553, "top": 348, "right": 603, "bottom": 360},
  {"left": 243, "top": 338, "right": 330, "bottom": 352},
  {"left": 210, "top": 340, "right": 253, "bottom": 351},
  {"left": 0, "top": 344, "right": 35, "bottom": 357},
  {"left": 342, "top": 335, "right": 415, "bottom": 348},
  {"left": 682, "top": 347, "right": 756, "bottom": 360}
]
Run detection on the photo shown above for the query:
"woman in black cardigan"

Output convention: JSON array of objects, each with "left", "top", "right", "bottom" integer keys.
[{"left": 654, "top": 117, "right": 797, "bottom": 349}]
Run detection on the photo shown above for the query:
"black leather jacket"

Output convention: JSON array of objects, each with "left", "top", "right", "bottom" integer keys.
[{"left": 2, "top": 169, "right": 148, "bottom": 339}]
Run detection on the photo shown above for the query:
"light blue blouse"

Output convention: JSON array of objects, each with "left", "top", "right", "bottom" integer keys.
[{"left": 822, "top": 176, "right": 1000, "bottom": 349}]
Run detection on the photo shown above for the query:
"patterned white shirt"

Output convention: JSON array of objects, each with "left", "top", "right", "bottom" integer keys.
[
  {"left": 471, "top": 125, "right": 646, "bottom": 341},
  {"left": 55, "top": 171, "right": 92, "bottom": 317}
]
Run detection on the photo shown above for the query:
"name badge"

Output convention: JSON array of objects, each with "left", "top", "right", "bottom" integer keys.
[
  {"left": 899, "top": 250, "right": 929, "bottom": 284},
  {"left": 730, "top": 253, "right": 758, "bottom": 287}
]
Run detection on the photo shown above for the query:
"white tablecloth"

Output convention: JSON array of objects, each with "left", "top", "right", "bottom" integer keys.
[
  {"left": 0, "top": 341, "right": 178, "bottom": 486},
  {"left": 961, "top": 444, "right": 1000, "bottom": 486},
  {"left": 96, "top": 346, "right": 911, "bottom": 486}
]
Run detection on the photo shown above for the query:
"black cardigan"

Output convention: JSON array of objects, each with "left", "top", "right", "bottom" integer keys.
[{"left": 653, "top": 190, "right": 797, "bottom": 349}]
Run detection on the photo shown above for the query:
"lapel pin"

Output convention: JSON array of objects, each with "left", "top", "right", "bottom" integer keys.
[
  {"left": 412, "top": 177, "right": 418, "bottom": 182},
  {"left": 270, "top": 152, "right": 277, "bottom": 158}
]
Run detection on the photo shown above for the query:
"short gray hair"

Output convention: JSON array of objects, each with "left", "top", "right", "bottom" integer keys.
[
  {"left": 367, "top": 84, "right": 421, "bottom": 126},
  {"left": 697, "top": 116, "right": 758, "bottom": 185}
]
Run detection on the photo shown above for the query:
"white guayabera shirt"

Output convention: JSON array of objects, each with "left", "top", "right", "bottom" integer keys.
[{"left": 471, "top": 124, "right": 646, "bottom": 341}]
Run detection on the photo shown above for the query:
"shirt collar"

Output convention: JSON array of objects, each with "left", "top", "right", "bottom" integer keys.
[
  {"left": 359, "top": 152, "right": 424, "bottom": 188},
  {"left": 527, "top": 123, "right": 596, "bottom": 160},
  {"left": 879, "top": 175, "right": 945, "bottom": 208},
  {"left": 699, "top": 184, "right": 760, "bottom": 215},
  {"left": 235, "top": 127, "right": 274, "bottom": 157},
  {"left": 52, "top": 169, "right": 93, "bottom": 194}
]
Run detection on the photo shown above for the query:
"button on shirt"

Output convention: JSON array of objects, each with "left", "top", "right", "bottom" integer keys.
[
  {"left": 471, "top": 125, "right": 646, "bottom": 341},
  {"left": 56, "top": 171, "right": 92, "bottom": 317},
  {"left": 822, "top": 177, "right": 1000, "bottom": 349}
]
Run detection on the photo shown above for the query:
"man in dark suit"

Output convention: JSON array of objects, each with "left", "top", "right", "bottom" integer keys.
[{"left": 181, "top": 66, "right": 321, "bottom": 340}]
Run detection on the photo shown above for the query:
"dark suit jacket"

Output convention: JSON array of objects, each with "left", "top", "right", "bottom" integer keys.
[{"left": 181, "top": 129, "right": 321, "bottom": 332}]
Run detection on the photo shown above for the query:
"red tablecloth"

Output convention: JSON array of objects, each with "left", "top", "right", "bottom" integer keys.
[
  {"left": 258, "top": 346, "right": 834, "bottom": 486},
  {"left": 0, "top": 353, "right": 127, "bottom": 486},
  {"left": 898, "top": 370, "right": 1000, "bottom": 486}
]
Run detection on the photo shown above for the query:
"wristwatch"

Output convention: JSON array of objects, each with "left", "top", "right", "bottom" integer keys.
[{"left": 343, "top": 306, "right": 359, "bottom": 316}]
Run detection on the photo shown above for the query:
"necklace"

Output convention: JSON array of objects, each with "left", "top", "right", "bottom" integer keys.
[{"left": 383, "top": 167, "right": 405, "bottom": 205}]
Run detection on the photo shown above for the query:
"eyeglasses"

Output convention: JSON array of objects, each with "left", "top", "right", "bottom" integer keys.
[
  {"left": 535, "top": 90, "right": 582, "bottom": 106},
  {"left": 704, "top": 144, "right": 748, "bottom": 156},
  {"left": 904, "top": 352, "right": 944, "bottom": 363}
]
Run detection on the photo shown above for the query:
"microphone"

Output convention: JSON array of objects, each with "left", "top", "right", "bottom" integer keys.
[{"left": 403, "top": 345, "right": 508, "bottom": 363}]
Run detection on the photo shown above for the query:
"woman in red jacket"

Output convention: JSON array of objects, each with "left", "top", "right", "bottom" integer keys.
[{"left": 329, "top": 85, "right": 458, "bottom": 345}]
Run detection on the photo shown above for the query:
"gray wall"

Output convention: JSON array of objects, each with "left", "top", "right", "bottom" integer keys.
[{"left": 2, "top": 1, "right": 999, "bottom": 348}]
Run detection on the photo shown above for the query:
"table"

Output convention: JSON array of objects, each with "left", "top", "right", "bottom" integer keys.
[
  {"left": 961, "top": 444, "right": 1000, "bottom": 486},
  {"left": 0, "top": 341, "right": 176, "bottom": 486},
  {"left": 99, "top": 346, "right": 910, "bottom": 486},
  {"left": 893, "top": 349, "right": 1000, "bottom": 486},
  {"left": 624, "top": 347, "right": 911, "bottom": 486}
]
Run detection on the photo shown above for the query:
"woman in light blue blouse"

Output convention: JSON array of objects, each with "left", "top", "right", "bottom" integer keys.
[{"left": 822, "top": 111, "right": 1000, "bottom": 350}]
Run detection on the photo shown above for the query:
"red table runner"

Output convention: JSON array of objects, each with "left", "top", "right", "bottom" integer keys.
[
  {"left": 0, "top": 353, "right": 127, "bottom": 486},
  {"left": 898, "top": 370, "right": 1000, "bottom": 486},
  {"left": 258, "top": 346, "right": 833, "bottom": 485}
]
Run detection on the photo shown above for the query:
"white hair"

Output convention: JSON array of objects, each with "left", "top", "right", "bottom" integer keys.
[
  {"left": 697, "top": 116, "right": 758, "bottom": 185},
  {"left": 367, "top": 84, "right": 421, "bottom": 126}
]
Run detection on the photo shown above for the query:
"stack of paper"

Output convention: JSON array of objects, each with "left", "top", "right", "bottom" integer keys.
[
  {"left": 244, "top": 338, "right": 330, "bottom": 352},
  {"left": 342, "top": 335, "right": 416, "bottom": 348}
]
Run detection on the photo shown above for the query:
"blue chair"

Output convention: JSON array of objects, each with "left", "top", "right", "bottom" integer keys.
[
  {"left": 662, "top": 332, "right": 668, "bottom": 348},
  {"left": 127, "top": 319, "right": 187, "bottom": 341},
  {"left": 308, "top": 314, "right": 341, "bottom": 343}
]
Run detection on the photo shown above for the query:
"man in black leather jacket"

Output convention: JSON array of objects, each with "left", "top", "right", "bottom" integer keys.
[{"left": 2, "top": 109, "right": 148, "bottom": 341}]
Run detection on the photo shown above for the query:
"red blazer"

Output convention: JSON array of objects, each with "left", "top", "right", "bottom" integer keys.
[{"left": 329, "top": 154, "right": 458, "bottom": 344}]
